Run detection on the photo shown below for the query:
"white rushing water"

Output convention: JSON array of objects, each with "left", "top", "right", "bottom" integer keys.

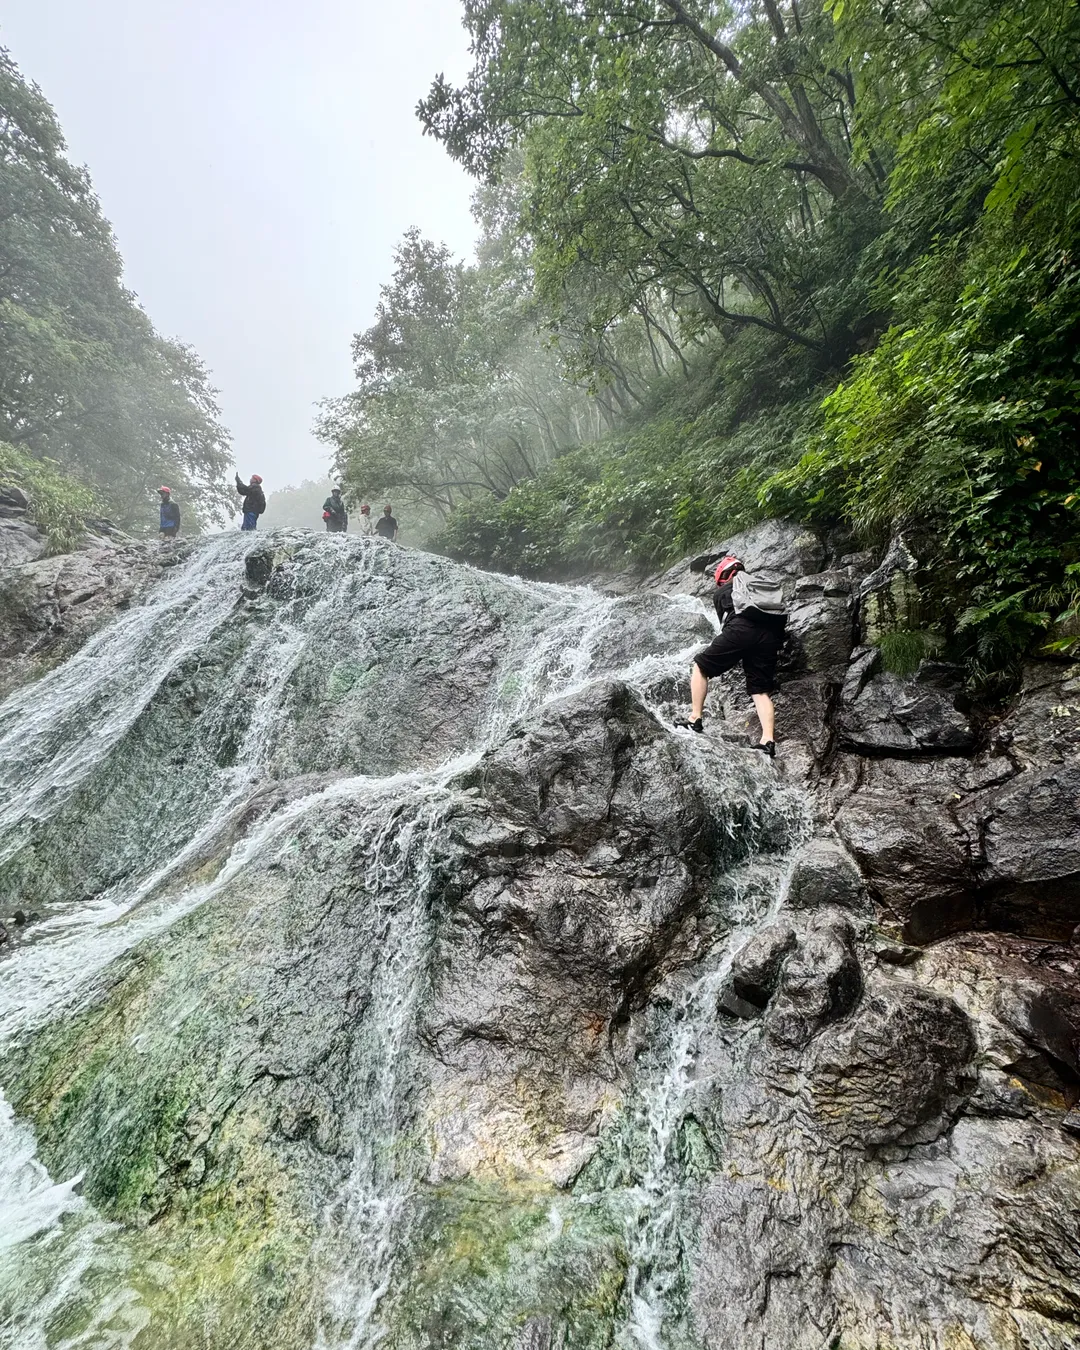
[{"left": 0, "top": 533, "right": 799, "bottom": 1350}]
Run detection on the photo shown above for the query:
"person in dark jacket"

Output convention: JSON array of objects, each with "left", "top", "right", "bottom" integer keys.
[
  {"left": 322, "top": 486, "right": 348, "bottom": 532},
  {"left": 375, "top": 504, "right": 398, "bottom": 541},
  {"left": 157, "top": 486, "right": 181, "bottom": 538},
  {"left": 675, "top": 554, "right": 785, "bottom": 756},
  {"left": 235, "top": 473, "right": 265, "bottom": 530}
]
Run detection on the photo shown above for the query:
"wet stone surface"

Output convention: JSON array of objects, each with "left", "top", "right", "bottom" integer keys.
[{"left": 0, "top": 527, "right": 1077, "bottom": 1350}]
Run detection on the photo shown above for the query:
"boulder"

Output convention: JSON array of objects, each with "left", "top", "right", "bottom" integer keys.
[
  {"left": 0, "top": 516, "right": 47, "bottom": 570},
  {"left": 835, "top": 793, "right": 974, "bottom": 942},
  {"left": 838, "top": 669, "right": 975, "bottom": 755},
  {"left": 783, "top": 838, "right": 866, "bottom": 913},
  {"left": 765, "top": 910, "right": 862, "bottom": 1048}
]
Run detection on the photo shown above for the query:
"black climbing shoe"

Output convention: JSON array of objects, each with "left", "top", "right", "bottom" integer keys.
[
  {"left": 752, "top": 740, "right": 776, "bottom": 758},
  {"left": 674, "top": 716, "right": 704, "bottom": 735}
]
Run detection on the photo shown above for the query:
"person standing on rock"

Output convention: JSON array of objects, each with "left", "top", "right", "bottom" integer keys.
[
  {"left": 235, "top": 473, "right": 265, "bottom": 531},
  {"left": 322, "top": 486, "right": 348, "bottom": 533},
  {"left": 375, "top": 504, "right": 398, "bottom": 541},
  {"left": 157, "top": 486, "right": 180, "bottom": 539},
  {"left": 357, "top": 503, "right": 375, "bottom": 537},
  {"left": 675, "top": 554, "right": 786, "bottom": 757}
]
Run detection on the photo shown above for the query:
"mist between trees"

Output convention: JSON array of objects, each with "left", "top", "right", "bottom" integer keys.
[
  {"left": 321, "top": 0, "right": 1080, "bottom": 689},
  {"left": 0, "top": 52, "right": 232, "bottom": 536}
]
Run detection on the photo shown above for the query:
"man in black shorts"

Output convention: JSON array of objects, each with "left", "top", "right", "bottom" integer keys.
[{"left": 675, "top": 554, "right": 785, "bottom": 757}]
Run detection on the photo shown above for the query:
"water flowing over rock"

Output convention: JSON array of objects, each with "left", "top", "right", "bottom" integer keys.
[{"left": 0, "top": 528, "right": 1077, "bottom": 1350}]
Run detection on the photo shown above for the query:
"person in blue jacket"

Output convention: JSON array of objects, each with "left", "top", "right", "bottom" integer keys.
[
  {"left": 157, "top": 486, "right": 181, "bottom": 538},
  {"left": 235, "top": 473, "right": 266, "bottom": 530}
]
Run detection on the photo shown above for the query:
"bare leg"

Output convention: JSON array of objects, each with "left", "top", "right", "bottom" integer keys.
[
  {"left": 689, "top": 663, "right": 709, "bottom": 721},
  {"left": 751, "top": 692, "right": 775, "bottom": 744}
]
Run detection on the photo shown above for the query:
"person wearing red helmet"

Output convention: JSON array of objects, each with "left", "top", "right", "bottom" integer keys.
[
  {"left": 357, "top": 503, "right": 375, "bottom": 537},
  {"left": 675, "top": 553, "right": 787, "bottom": 756},
  {"left": 375, "top": 504, "right": 398, "bottom": 542},
  {"left": 157, "top": 486, "right": 180, "bottom": 539},
  {"left": 235, "top": 472, "right": 266, "bottom": 530}
]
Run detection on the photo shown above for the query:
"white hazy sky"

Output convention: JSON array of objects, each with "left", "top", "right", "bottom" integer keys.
[{"left": 0, "top": 0, "right": 478, "bottom": 487}]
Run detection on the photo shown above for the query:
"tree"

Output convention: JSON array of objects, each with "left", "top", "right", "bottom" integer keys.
[
  {"left": 0, "top": 50, "right": 231, "bottom": 528},
  {"left": 420, "top": 1, "right": 884, "bottom": 363},
  {"left": 317, "top": 216, "right": 627, "bottom": 518}
]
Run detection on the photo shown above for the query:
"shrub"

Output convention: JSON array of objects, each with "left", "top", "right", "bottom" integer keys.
[{"left": 0, "top": 442, "right": 99, "bottom": 553}]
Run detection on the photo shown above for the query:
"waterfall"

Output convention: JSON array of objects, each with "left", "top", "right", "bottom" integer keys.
[{"left": 0, "top": 533, "right": 806, "bottom": 1350}]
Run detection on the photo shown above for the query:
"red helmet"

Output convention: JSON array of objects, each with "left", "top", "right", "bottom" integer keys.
[
  {"left": 360, "top": 504, "right": 370, "bottom": 514},
  {"left": 714, "top": 555, "right": 741, "bottom": 585},
  {"left": 158, "top": 485, "right": 171, "bottom": 494},
  {"left": 250, "top": 473, "right": 263, "bottom": 484}
]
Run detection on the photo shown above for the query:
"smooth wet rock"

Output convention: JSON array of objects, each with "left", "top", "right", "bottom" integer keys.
[
  {"left": 974, "top": 763, "right": 1080, "bottom": 939},
  {"left": 689, "top": 518, "right": 826, "bottom": 590},
  {"left": 839, "top": 669, "right": 975, "bottom": 755},
  {"left": 783, "top": 838, "right": 865, "bottom": 913},
  {"left": 835, "top": 792, "right": 974, "bottom": 941},
  {"left": 0, "top": 516, "right": 47, "bottom": 569},
  {"left": 765, "top": 910, "right": 862, "bottom": 1048},
  {"left": 785, "top": 589, "right": 854, "bottom": 674},
  {"left": 728, "top": 922, "right": 796, "bottom": 1009}
]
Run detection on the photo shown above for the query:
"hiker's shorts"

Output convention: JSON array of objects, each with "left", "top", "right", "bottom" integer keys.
[{"left": 693, "top": 615, "right": 785, "bottom": 696}]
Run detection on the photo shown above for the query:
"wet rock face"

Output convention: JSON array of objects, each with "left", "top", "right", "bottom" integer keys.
[
  {"left": 690, "top": 903, "right": 1080, "bottom": 1350},
  {"left": 4, "top": 528, "right": 1079, "bottom": 1350},
  {"left": 424, "top": 680, "right": 780, "bottom": 1182},
  {"left": 0, "top": 538, "right": 164, "bottom": 699},
  {"left": 839, "top": 667, "right": 975, "bottom": 754},
  {"left": 0, "top": 513, "right": 47, "bottom": 569}
]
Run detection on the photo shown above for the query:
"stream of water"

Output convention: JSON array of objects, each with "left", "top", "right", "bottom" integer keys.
[{"left": 0, "top": 533, "right": 806, "bottom": 1350}]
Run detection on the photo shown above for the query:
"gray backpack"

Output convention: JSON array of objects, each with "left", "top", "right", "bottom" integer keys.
[{"left": 731, "top": 570, "right": 786, "bottom": 618}]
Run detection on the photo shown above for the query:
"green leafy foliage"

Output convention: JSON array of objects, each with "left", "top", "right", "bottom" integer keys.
[
  {"left": 0, "top": 50, "right": 231, "bottom": 529},
  {"left": 439, "top": 335, "right": 823, "bottom": 576},
  {"left": 322, "top": 0, "right": 1080, "bottom": 680},
  {"left": 0, "top": 440, "right": 99, "bottom": 552}
]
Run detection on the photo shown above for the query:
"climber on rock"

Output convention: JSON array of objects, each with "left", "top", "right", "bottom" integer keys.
[
  {"left": 322, "top": 486, "right": 348, "bottom": 533},
  {"left": 357, "top": 503, "right": 375, "bottom": 537},
  {"left": 675, "top": 554, "right": 787, "bottom": 757},
  {"left": 157, "top": 486, "right": 180, "bottom": 539},
  {"left": 375, "top": 504, "right": 398, "bottom": 542},
  {"left": 235, "top": 473, "right": 266, "bottom": 531}
]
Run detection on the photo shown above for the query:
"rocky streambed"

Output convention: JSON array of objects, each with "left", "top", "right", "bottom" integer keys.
[{"left": 0, "top": 526, "right": 1076, "bottom": 1349}]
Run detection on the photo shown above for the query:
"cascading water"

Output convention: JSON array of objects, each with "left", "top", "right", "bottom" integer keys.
[{"left": 0, "top": 532, "right": 810, "bottom": 1350}]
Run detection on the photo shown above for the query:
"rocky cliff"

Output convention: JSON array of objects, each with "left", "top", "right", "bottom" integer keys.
[{"left": 0, "top": 527, "right": 1076, "bottom": 1350}]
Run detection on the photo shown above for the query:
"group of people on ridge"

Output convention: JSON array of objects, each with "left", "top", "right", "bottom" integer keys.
[
  {"left": 321, "top": 489, "right": 398, "bottom": 540},
  {"left": 156, "top": 481, "right": 780, "bottom": 753},
  {"left": 155, "top": 480, "right": 398, "bottom": 541}
]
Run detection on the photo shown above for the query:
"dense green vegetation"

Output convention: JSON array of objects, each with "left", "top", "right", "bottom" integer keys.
[
  {"left": 0, "top": 50, "right": 230, "bottom": 537},
  {"left": 323, "top": 0, "right": 1080, "bottom": 672},
  {"left": 0, "top": 441, "right": 101, "bottom": 552}
]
